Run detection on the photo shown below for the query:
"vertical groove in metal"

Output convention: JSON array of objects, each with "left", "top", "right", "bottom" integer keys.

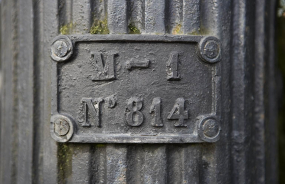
[
  {"left": 142, "top": 145, "right": 167, "bottom": 183},
  {"left": 71, "top": 145, "right": 90, "bottom": 184},
  {"left": 167, "top": 0, "right": 183, "bottom": 34},
  {"left": 42, "top": 0, "right": 59, "bottom": 183},
  {"left": 32, "top": 0, "right": 44, "bottom": 182},
  {"left": 72, "top": 0, "right": 91, "bottom": 34},
  {"left": 90, "top": 145, "right": 107, "bottom": 184},
  {"left": 0, "top": 3, "right": 1, "bottom": 182},
  {"left": 106, "top": 145, "right": 128, "bottom": 184},
  {"left": 58, "top": 0, "right": 66, "bottom": 29},
  {"left": 145, "top": 0, "right": 166, "bottom": 34},
  {"left": 128, "top": 0, "right": 145, "bottom": 33},
  {"left": 0, "top": 0, "right": 19, "bottom": 183},
  {"left": 17, "top": 0, "right": 34, "bottom": 183},
  {"left": 265, "top": 0, "right": 278, "bottom": 183},
  {"left": 182, "top": 0, "right": 200, "bottom": 34},
  {"left": 166, "top": 145, "right": 201, "bottom": 184},
  {"left": 65, "top": 0, "right": 73, "bottom": 24},
  {"left": 58, "top": 0, "right": 73, "bottom": 31},
  {"left": 231, "top": 0, "right": 247, "bottom": 183},
  {"left": 166, "top": 145, "right": 183, "bottom": 184},
  {"left": 199, "top": 0, "right": 218, "bottom": 34},
  {"left": 0, "top": 6, "right": 2, "bottom": 181},
  {"left": 216, "top": 0, "right": 231, "bottom": 183},
  {"left": 108, "top": 0, "right": 128, "bottom": 34},
  {"left": 57, "top": 144, "right": 73, "bottom": 184},
  {"left": 126, "top": 145, "right": 143, "bottom": 184},
  {"left": 11, "top": 0, "right": 19, "bottom": 183},
  {"left": 182, "top": 145, "right": 201, "bottom": 183},
  {"left": 90, "top": 0, "right": 108, "bottom": 26},
  {"left": 200, "top": 145, "right": 219, "bottom": 184},
  {"left": 254, "top": 0, "right": 266, "bottom": 182}
]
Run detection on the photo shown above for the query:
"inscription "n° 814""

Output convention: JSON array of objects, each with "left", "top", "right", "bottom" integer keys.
[{"left": 77, "top": 97, "right": 189, "bottom": 128}]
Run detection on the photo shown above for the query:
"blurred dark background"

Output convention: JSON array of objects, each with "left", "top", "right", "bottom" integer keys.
[{"left": 277, "top": 0, "right": 285, "bottom": 183}]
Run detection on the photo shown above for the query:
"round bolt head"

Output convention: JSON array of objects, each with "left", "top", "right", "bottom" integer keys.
[
  {"left": 50, "top": 35, "right": 73, "bottom": 62},
  {"left": 50, "top": 114, "right": 74, "bottom": 142},
  {"left": 198, "top": 36, "right": 221, "bottom": 64},
  {"left": 203, "top": 40, "right": 220, "bottom": 59},
  {"left": 198, "top": 116, "right": 221, "bottom": 142},
  {"left": 54, "top": 118, "right": 70, "bottom": 136},
  {"left": 202, "top": 119, "right": 220, "bottom": 138}
]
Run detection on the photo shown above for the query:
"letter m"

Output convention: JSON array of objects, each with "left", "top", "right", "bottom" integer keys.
[{"left": 90, "top": 51, "right": 117, "bottom": 81}]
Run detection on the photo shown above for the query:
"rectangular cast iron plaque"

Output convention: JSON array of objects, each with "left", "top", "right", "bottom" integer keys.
[{"left": 49, "top": 34, "right": 222, "bottom": 143}]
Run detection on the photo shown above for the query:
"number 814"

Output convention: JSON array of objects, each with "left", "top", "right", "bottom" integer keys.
[{"left": 125, "top": 97, "right": 189, "bottom": 127}]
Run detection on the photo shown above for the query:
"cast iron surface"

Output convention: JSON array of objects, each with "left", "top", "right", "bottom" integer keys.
[
  {"left": 0, "top": 0, "right": 278, "bottom": 183},
  {"left": 49, "top": 34, "right": 221, "bottom": 143}
]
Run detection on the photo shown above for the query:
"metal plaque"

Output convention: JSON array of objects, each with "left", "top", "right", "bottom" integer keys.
[{"left": 49, "top": 34, "right": 222, "bottom": 143}]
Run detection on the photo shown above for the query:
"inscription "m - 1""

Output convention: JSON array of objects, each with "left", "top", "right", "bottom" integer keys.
[{"left": 90, "top": 51, "right": 117, "bottom": 81}]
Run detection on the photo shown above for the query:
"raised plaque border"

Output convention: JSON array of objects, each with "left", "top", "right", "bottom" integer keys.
[{"left": 49, "top": 34, "right": 222, "bottom": 143}]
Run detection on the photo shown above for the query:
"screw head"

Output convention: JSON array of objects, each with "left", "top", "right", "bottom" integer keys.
[
  {"left": 50, "top": 35, "right": 73, "bottom": 62},
  {"left": 203, "top": 40, "right": 220, "bottom": 59},
  {"left": 202, "top": 119, "right": 220, "bottom": 138},
  {"left": 54, "top": 118, "right": 70, "bottom": 136},
  {"left": 51, "top": 40, "right": 69, "bottom": 58},
  {"left": 198, "top": 36, "right": 221, "bottom": 63},
  {"left": 198, "top": 116, "right": 221, "bottom": 142},
  {"left": 50, "top": 114, "right": 74, "bottom": 142}
]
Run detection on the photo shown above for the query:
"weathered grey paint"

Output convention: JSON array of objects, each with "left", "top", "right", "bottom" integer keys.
[{"left": 0, "top": 0, "right": 278, "bottom": 184}]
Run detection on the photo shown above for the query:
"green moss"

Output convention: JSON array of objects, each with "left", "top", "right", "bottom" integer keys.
[
  {"left": 188, "top": 30, "right": 200, "bottom": 35},
  {"left": 128, "top": 23, "right": 141, "bottom": 34},
  {"left": 198, "top": 26, "right": 210, "bottom": 35},
  {"left": 60, "top": 23, "right": 74, "bottom": 35},
  {"left": 90, "top": 18, "right": 109, "bottom": 34},
  {"left": 57, "top": 144, "right": 73, "bottom": 183},
  {"left": 186, "top": 26, "right": 209, "bottom": 35},
  {"left": 96, "top": 144, "right": 106, "bottom": 148},
  {"left": 172, "top": 24, "right": 182, "bottom": 35}
]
